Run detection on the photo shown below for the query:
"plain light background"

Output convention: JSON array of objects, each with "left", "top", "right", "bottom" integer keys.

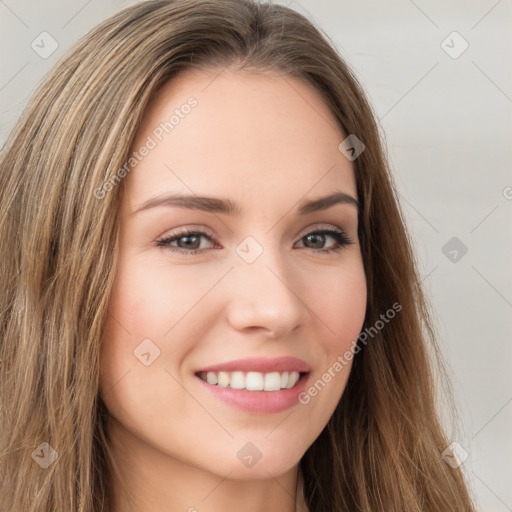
[{"left": 1, "top": 1, "right": 511, "bottom": 510}]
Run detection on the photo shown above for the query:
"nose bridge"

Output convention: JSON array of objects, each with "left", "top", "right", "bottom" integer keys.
[
  {"left": 226, "top": 234, "right": 309, "bottom": 336},
  {"left": 238, "top": 242, "right": 288, "bottom": 296}
]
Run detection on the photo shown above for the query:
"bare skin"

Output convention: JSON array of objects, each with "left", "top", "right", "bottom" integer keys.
[{"left": 99, "top": 67, "right": 367, "bottom": 512}]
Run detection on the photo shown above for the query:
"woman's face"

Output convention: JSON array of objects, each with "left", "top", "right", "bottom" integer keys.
[{"left": 99, "top": 67, "right": 367, "bottom": 481}]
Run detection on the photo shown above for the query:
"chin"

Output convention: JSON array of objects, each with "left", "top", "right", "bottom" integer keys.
[{"left": 209, "top": 447, "right": 301, "bottom": 480}]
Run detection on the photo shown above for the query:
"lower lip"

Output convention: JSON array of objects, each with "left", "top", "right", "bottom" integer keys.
[{"left": 195, "top": 373, "right": 310, "bottom": 414}]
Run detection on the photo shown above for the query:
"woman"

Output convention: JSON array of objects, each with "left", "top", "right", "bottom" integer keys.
[{"left": 0, "top": 1, "right": 476, "bottom": 511}]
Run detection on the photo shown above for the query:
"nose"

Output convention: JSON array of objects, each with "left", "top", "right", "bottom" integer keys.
[{"left": 225, "top": 245, "right": 311, "bottom": 339}]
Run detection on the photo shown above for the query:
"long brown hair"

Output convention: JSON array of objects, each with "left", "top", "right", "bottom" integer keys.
[{"left": 0, "top": 1, "right": 476, "bottom": 510}]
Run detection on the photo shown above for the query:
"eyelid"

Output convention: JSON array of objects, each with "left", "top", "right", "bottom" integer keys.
[
  {"left": 296, "top": 223, "right": 346, "bottom": 239},
  {"left": 156, "top": 224, "right": 216, "bottom": 241}
]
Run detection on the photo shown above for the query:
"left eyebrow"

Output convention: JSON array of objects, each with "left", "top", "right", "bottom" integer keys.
[
  {"left": 297, "top": 191, "right": 360, "bottom": 215},
  {"left": 131, "top": 190, "right": 360, "bottom": 216}
]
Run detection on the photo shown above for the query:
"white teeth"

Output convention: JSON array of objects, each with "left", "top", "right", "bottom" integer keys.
[
  {"left": 280, "top": 371, "right": 289, "bottom": 389},
  {"left": 287, "top": 371, "right": 300, "bottom": 388},
  {"left": 264, "top": 372, "right": 281, "bottom": 391},
  {"left": 217, "top": 371, "right": 230, "bottom": 387},
  {"left": 198, "top": 370, "right": 302, "bottom": 391},
  {"left": 230, "top": 371, "right": 246, "bottom": 389},
  {"left": 206, "top": 372, "right": 218, "bottom": 385},
  {"left": 246, "top": 372, "right": 264, "bottom": 391}
]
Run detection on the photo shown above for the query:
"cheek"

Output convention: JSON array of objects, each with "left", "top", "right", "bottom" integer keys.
[
  {"left": 293, "top": 264, "right": 366, "bottom": 432},
  {"left": 306, "top": 259, "right": 367, "bottom": 350},
  {"left": 328, "top": 274, "right": 367, "bottom": 345},
  {"left": 98, "top": 255, "right": 222, "bottom": 397},
  {"left": 97, "top": 262, "right": 196, "bottom": 438},
  {"left": 101, "top": 254, "right": 215, "bottom": 350},
  {"left": 98, "top": 258, "right": 170, "bottom": 397}
]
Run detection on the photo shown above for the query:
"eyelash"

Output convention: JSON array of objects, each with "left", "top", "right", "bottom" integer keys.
[{"left": 156, "top": 226, "right": 354, "bottom": 256}]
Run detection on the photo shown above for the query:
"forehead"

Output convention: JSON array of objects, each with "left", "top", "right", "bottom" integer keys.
[{"left": 125, "top": 67, "right": 357, "bottom": 213}]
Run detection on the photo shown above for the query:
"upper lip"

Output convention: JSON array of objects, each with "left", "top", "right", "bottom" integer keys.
[{"left": 195, "top": 356, "right": 311, "bottom": 374}]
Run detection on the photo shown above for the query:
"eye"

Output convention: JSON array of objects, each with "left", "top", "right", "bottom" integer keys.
[
  {"left": 295, "top": 227, "right": 354, "bottom": 253},
  {"left": 156, "top": 226, "right": 354, "bottom": 255},
  {"left": 156, "top": 228, "right": 217, "bottom": 255}
]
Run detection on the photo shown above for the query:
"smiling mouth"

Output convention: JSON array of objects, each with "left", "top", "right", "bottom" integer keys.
[{"left": 195, "top": 370, "right": 307, "bottom": 391}]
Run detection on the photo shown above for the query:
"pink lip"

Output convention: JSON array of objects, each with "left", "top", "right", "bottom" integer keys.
[
  {"left": 195, "top": 371, "right": 311, "bottom": 414},
  {"left": 194, "top": 356, "right": 311, "bottom": 374}
]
